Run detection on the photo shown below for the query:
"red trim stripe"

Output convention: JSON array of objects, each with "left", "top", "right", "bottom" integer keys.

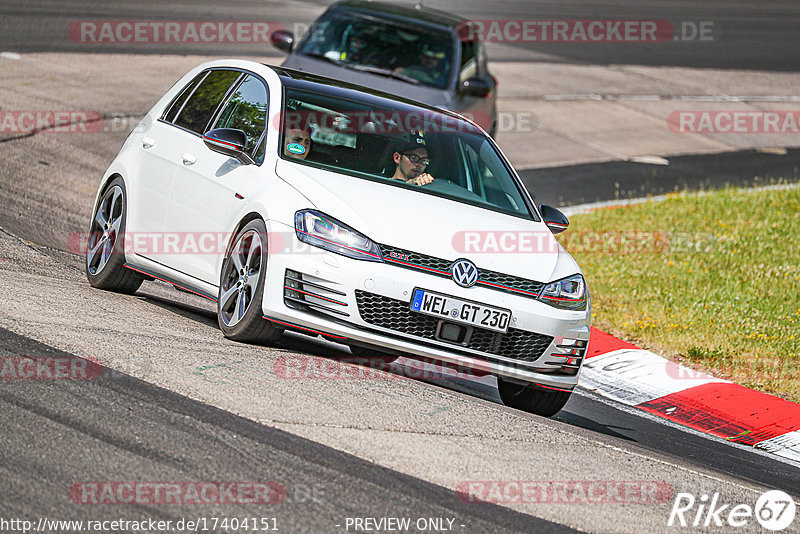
[
  {"left": 477, "top": 279, "right": 541, "bottom": 297},
  {"left": 384, "top": 256, "right": 450, "bottom": 275},
  {"left": 262, "top": 316, "right": 348, "bottom": 340},
  {"left": 203, "top": 135, "right": 240, "bottom": 150},
  {"left": 123, "top": 264, "right": 217, "bottom": 302},
  {"left": 284, "top": 286, "right": 347, "bottom": 306}
]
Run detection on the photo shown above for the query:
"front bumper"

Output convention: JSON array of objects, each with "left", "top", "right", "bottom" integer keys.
[{"left": 262, "top": 223, "right": 590, "bottom": 390}]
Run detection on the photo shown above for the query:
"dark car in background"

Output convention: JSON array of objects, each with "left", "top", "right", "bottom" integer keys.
[{"left": 271, "top": 0, "right": 498, "bottom": 135}]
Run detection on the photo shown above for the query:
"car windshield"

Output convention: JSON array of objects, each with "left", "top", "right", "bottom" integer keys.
[
  {"left": 295, "top": 10, "right": 454, "bottom": 90},
  {"left": 280, "top": 88, "right": 533, "bottom": 220}
]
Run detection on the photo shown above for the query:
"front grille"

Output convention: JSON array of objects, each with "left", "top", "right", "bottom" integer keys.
[
  {"left": 355, "top": 290, "right": 553, "bottom": 363},
  {"left": 378, "top": 243, "right": 545, "bottom": 299}
]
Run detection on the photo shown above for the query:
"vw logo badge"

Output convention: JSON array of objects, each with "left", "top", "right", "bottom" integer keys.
[{"left": 451, "top": 259, "right": 479, "bottom": 288}]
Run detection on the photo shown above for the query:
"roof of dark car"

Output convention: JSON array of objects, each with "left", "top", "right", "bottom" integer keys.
[{"left": 330, "top": 0, "right": 467, "bottom": 30}]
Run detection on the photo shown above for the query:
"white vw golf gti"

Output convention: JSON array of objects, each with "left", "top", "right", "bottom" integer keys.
[{"left": 86, "top": 59, "right": 590, "bottom": 416}]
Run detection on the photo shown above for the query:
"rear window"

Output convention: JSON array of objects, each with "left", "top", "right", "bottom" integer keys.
[{"left": 172, "top": 70, "right": 241, "bottom": 134}]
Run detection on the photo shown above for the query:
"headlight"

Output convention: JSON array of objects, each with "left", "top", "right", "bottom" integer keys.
[
  {"left": 295, "top": 209, "right": 383, "bottom": 262},
  {"left": 539, "top": 274, "right": 587, "bottom": 310}
]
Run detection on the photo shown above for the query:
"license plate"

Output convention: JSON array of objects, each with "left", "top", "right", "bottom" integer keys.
[{"left": 409, "top": 288, "right": 511, "bottom": 333}]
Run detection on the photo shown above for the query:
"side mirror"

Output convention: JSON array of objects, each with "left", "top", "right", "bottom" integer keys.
[
  {"left": 540, "top": 204, "right": 569, "bottom": 234},
  {"left": 459, "top": 77, "right": 492, "bottom": 98},
  {"left": 270, "top": 30, "right": 294, "bottom": 53},
  {"left": 203, "top": 128, "right": 254, "bottom": 165}
]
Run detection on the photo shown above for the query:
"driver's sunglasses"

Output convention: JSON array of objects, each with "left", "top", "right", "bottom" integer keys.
[{"left": 403, "top": 153, "right": 431, "bottom": 165}]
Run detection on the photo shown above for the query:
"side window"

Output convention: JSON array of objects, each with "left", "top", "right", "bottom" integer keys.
[
  {"left": 459, "top": 41, "right": 478, "bottom": 84},
  {"left": 460, "top": 140, "right": 520, "bottom": 211},
  {"left": 212, "top": 75, "right": 268, "bottom": 156},
  {"left": 173, "top": 70, "right": 241, "bottom": 134},
  {"left": 163, "top": 72, "right": 207, "bottom": 123}
]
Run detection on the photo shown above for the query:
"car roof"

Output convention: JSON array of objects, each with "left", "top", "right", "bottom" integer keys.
[
  {"left": 267, "top": 64, "right": 482, "bottom": 132},
  {"left": 329, "top": 0, "right": 467, "bottom": 30}
]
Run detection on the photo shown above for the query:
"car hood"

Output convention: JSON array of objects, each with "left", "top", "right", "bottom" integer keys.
[
  {"left": 282, "top": 55, "right": 452, "bottom": 108},
  {"left": 275, "top": 159, "right": 574, "bottom": 284}
]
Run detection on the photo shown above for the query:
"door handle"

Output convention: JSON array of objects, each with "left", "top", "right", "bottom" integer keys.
[
  {"left": 181, "top": 153, "right": 197, "bottom": 166},
  {"left": 142, "top": 137, "right": 155, "bottom": 149}
]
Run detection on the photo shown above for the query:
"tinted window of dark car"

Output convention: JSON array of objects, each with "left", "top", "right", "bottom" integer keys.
[
  {"left": 173, "top": 70, "right": 241, "bottom": 134},
  {"left": 296, "top": 10, "right": 454, "bottom": 90}
]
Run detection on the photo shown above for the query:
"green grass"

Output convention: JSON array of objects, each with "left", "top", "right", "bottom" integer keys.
[{"left": 562, "top": 185, "right": 800, "bottom": 402}]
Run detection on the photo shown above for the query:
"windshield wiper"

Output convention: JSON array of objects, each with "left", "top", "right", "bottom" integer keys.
[
  {"left": 303, "top": 52, "right": 421, "bottom": 85},
  {"left": 345, "top": 64, "right": 420, "bottom": 85},
  {"left": 304, "top": 52, "right": 346, "bottom": 66}
]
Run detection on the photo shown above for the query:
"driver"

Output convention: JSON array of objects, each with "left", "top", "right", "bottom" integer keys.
[
  {"left": 340, "top": 27, "right": 377, "bottom": 64},
  {"left": 390, "top": 135, "right": 436, "bottom": 186}
]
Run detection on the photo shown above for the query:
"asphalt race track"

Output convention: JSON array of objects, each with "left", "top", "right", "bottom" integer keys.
[{"left": 1, "top": 1, "right": 799, "bottom": 533}]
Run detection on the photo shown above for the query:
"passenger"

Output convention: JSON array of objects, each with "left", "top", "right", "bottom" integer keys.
[{"left": 395, "top": 46, "right": 447, "bottom": 86}]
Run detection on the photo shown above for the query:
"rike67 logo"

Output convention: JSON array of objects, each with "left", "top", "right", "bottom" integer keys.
[{"left": 668, "top": 490, "right": 796, "bottom": 531}]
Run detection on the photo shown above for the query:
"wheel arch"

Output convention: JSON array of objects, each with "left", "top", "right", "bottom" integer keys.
[
  {"left": 91, "top": 172, "right": 125, "bottom": 218},
  {"left": 223, "top": 211, "right": 267, "bottom": 259}
]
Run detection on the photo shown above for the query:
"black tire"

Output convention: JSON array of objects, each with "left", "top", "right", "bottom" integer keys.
[
  {"left": 347, "top": 344, "right": 399, "bottom": 364},
  {"left": 497, "top": 378, "right": 572, "bottom": 417},
  {"left": 85, "top": 177, "right": 143, "bottom": 294},
  {"left": 217, "top": 219, "right": 282, "bottom": 344}
]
